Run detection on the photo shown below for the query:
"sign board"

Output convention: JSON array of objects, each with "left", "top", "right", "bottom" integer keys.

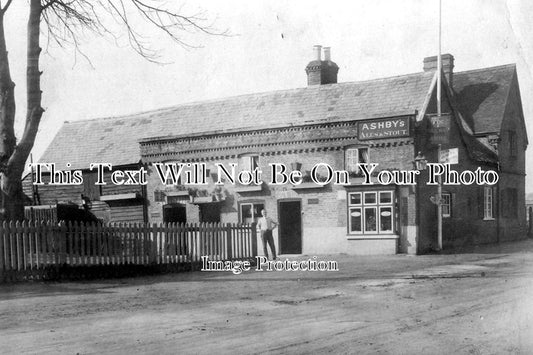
[
  {"left": 439, "top": 148, "right": 459, "bottom": 164},
  {"left": 428, "top": 113, "right": 451, "bottom": 145},
  {"left": 358, "top": 116, "right": 411, "bottom": 140}
]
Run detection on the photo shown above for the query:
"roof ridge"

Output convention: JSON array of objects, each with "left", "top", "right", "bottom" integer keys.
[
  {"left": 59, "top": 64, "right": 515, "bottom": 127},
  {"left": 62, "top": 71, "right": 434, "bottom": 125},
  {"left": 454, "top": 63, "right": 516, "bottom": 76},
  {"left": 334, "top": 70, "right": 433, "bottom": 84}
]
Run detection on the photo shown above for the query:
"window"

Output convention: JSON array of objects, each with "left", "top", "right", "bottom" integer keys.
[
  {"left": 345, "top": 147, "right": 369, "bottom": 174},
  {"left": 348, "top": 190, "right": 394, "bottom": 234},
  {"left": 484, "top": 186, "right": 493, "bottom": 219},
  {"left": 441, "top": 193, "right": 451, "bottom": 218},
  {"left": 239, "top": 202, "right": 264, "bottom": 224},
  {"left": 509, "top": 131, "right": 517, "bottom": 157},
  {"left": 240, "top": 154, "right": 259, "bottom": 171},
  {"left": 154, "top": 190, "right": 165, "bottom": 202},
  {"left": 167, "top": 195, "right": 188, "bottom": 204}
]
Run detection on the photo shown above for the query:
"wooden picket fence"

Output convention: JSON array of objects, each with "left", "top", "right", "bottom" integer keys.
[
  {"left": 0, "top": 221, "right": 257, "bottom": 282},
  {"left": 24, "top": 206, "right": 57, "bottom": 222}
]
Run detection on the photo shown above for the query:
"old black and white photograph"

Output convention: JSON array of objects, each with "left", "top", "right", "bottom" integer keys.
[{"left": 1, "top": 0, "right": 532, "bottom": 354}]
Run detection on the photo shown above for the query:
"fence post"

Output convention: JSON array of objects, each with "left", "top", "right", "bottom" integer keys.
[
  {"left": 40, "top": 221, "right": 47, "bottom": 268},
  {"left": 97, "top": 222, "right": 106, "bottom": 265},
  {"left": 34, "top": 221, "right": 41, "bottom": 270},
  {"left": 149, "top": 223, "right": 156, "bottom": 264},
  {"left": 67, "top": 221, "right": 73, "bottom": 266},
  {"left": 119, "top": 223, "right": 126, "bottom": 265},
  {"left": 205, "top": 222, "right": 210, "bottom": 258},
  {"left": 158, "top": 223, "right": 164, "bottom": 265},
  {"left": 134, "top": 223, "right": 140, "bottom": 265},
  {"left": 6, "top": 222, "right": 12, "bottom": 272},
  {"left": 171, "top": 222, "right": 177, "bottom": 264},
  {"left": 53, "top": 221, "right": 60, "bottom": 271},
  {"left": 88, "top": 222, "right": 95, "bottom": 265},
  {"left": 251, "top": 222, "right": 257, "bottom": 258},
  {"left": 96, "top": 222, "right": 102, "bottom": 265},
  {"left": 225, "top": 223, "right": 232, "bottom": 260},
  {"left": 0, "top": 222, "right": 5, "bottom": 280},
  {"left": 22, "top": 221, "right": 29, "bottom": 274},
  {"left": 142, "top": 223, "right": 148, "bottom": 265},
  {"left": 60, "top": 221, "right": 67, "bottom": 266},
  {"left": 214, "top": 222, "right": 218, "bottom": 259},
  {"left": 15, "top": 221, "right": 22, "bottom": 273}
]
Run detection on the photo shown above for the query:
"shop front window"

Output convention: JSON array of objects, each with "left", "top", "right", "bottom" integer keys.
[
  {"left": 348, "top": 191, "right": 394, "bottom": 235},
  {"left": 364, "top": 207, "right": 377, "bottom": 233},
  {"left": 380, "top": 206, "right": 393, "bottom": 232}
]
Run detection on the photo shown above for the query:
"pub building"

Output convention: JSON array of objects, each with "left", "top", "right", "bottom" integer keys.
[{"left": 28, "top": 46, "right": 528, "bottom": 255}]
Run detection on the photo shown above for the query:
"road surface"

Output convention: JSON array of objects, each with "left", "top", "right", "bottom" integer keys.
[{"left": 1, "top": 240, "right": 532, "bottom": 354}]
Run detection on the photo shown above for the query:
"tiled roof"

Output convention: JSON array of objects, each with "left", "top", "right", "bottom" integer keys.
[
  {"left": 39, "top": 64, "right": 517, "bottom": 169},
  {"left": 460, "top": 132, "right": 499, "bottom": 164},
  {"left": 453, "top": 64, "right": 516, "bottom": 134},
  {"left": 39, "top": 72, "right": 434, "bottom": 169}
]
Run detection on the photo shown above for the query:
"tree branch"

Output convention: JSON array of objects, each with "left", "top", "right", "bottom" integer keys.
[
  {"left": 8, "top": 106, "right": 44, "bottom": 172},
  {"left": 41, "top": 0, "right": 58, "bottom": 12},
  {"left": 40, "top": 0, "right": 229, "bottom": 63},
  {"left": 0, "top": 0, "right": 13, "bottom": 15}
]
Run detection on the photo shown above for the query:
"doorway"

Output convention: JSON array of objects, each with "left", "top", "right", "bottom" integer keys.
[
  {"left": 163, "top": 204, "right": 187, "bottom": 224},
  {"left": 278, "top": 200, "right": 302, "bottom": 254},
  {"left": 199, "top": 203, "right": 221, "bottom": 223}
]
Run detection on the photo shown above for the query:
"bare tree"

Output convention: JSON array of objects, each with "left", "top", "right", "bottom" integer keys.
[{"left": 0, "top": 0, "right": 225, "bottom": 221}]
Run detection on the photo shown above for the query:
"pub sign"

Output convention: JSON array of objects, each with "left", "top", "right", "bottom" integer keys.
[
  {"left": 428, "top": 113, "right": 451, "bottom": 145},
  {"left": 357, "top": 116, "right": 411, "bottom": 140}
]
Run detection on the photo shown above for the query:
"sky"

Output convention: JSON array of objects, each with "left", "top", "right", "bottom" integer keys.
[{"left": 4, "top": 0, "right": 533, "bottom": 192}]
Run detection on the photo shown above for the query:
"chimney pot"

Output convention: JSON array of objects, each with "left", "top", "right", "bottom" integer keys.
[
  {"left": 305, "top": 45, "right": 339, "bottom": 86},
  {"left": 323, "top": 47, "right": 331, "bottom": 61},
  {"left": 313, "top": 45, "right": 322, "bottom": 61}
]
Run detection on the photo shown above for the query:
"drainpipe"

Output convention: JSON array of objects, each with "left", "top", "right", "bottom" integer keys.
[{"left": 496, "top": 163, "right": 500, "bottom": 243}]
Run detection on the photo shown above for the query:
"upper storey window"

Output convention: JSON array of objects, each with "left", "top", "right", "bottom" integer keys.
[
  {"left": 239, "top": 154, "right": 259, "bottom": 171},
  {"left": 345, "top": 147, "right": 369, "bottom": 174}
]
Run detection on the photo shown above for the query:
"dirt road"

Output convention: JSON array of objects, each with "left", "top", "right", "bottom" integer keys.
[{"left": 1, "top": 240, "right": 532, "bottom": 354}]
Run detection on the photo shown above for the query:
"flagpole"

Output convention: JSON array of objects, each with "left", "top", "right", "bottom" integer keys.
[
  {"left": 437, "top": 0, "right": 442, "bottom": 117},
  {"left": 437, "top": 0, "right": 443, "bottom": 250}
]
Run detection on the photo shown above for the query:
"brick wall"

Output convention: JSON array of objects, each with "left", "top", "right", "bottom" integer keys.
[
  {"left": 143, "top": 127, "right": 415, "bottom": 255},
  {"left": 414, "top": 81, "right": 527, "bottom": 252}
]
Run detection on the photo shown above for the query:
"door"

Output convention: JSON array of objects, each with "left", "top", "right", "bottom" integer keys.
[
  {"left": 278, "top": 200, "right": 302, "bottom": 254},
  {"left": 163, "top": 204, "right": 187, "bottom": 255}
]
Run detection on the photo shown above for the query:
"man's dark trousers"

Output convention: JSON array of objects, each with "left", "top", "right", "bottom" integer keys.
[{"left": 261, "top": 229, "right": 276, "bottom": 260}]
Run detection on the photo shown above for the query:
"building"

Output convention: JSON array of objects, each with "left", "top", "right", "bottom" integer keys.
[{"left": 27, "top": 46, "right": 528, "bottom": 255}]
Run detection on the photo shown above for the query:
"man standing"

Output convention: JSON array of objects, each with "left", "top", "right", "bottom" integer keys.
[{"left": 257, "top": 209, "right": 278, "bottom": 260}]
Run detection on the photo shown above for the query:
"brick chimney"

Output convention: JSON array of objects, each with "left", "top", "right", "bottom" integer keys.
[
  {"left": 305, "top": 45, "right": 339, "bottom": 86},
  {"left": 423, "top": 53, "right": 454, "bottom": 88}
]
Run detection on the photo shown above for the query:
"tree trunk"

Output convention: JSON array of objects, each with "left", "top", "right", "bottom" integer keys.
[
  {"left": 1, "top": 167, "right": 24, "bottom": 221},
  {"left": 0, "top": 10, "right": 19, "bottom": 221},
  {"left": 0, "top": 0, "right": 43, "bottom": 222}
]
